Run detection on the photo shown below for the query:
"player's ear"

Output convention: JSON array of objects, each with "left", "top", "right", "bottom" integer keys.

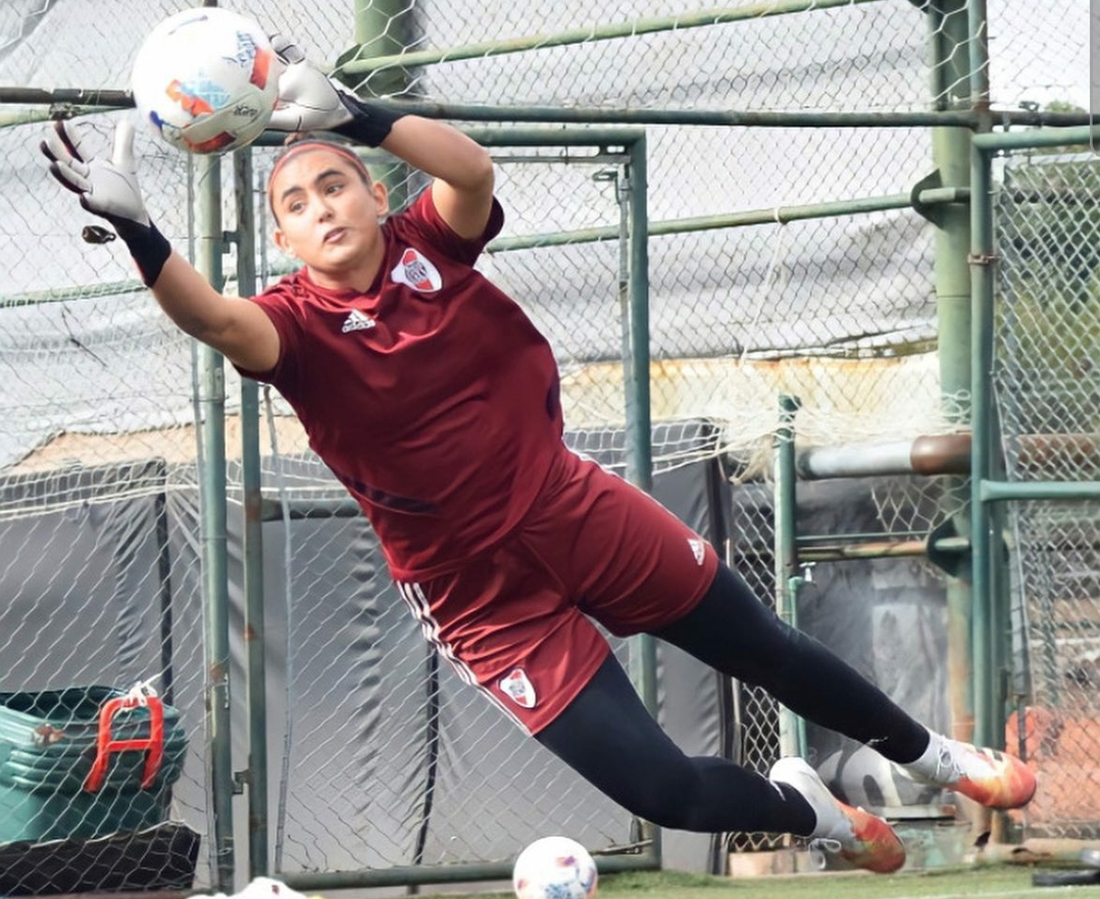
[
  {"left": 272, "top": 225, "right": 295, "bottom": 256},
  {"left": 372, "top": 179, "right": 389, "bottom": 216}
]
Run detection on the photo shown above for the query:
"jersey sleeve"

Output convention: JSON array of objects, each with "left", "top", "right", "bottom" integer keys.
[
  {"left": 399, "top": 189, "right": 505, "bottom": 266},
  {"left": 232, "top": 279, "right": 304, "bottom": 392}
]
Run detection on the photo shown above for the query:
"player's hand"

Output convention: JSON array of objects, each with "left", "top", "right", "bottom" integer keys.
[
  {"left": 268, "top": 35, "right": 403, "bottom": 148},
  {"left": 40, "top": 118, "right": 171, "bottom": 287},
  {"left": 267, "top": 35, "right": 356, "bottom": 134},
  {"left": 40, "top": 119, "right": 150, "bottom": 229}
]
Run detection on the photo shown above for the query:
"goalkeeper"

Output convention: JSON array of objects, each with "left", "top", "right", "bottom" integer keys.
[{"left": 41, "top": 38, "right": 1034, "bottom": 875}]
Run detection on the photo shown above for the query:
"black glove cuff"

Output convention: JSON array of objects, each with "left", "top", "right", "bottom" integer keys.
[
  {"left": 112, "top": 219, "right": 172, "bottom": 288},
  {"left": 333, "top": 94, "right": 406, "bottom": 148}
]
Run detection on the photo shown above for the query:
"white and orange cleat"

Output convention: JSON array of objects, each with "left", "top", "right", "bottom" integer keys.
[
  {"left": 906, "top": 735, "right": 1037, "bottom": 810},
  {"left": 770, "top": 756, "right": 906, "bottom": 874}
]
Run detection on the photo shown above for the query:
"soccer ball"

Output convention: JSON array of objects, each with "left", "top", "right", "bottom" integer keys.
[
  {"left": 512, "top": 836, "right": 598, "bottom": 899},
  {"left": 131, "top": 7, "right": 279, "bottom": 155}
]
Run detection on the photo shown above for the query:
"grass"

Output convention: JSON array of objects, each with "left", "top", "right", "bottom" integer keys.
[{"left": 413, "top": 866, "right": 1100, "bottom": 899}]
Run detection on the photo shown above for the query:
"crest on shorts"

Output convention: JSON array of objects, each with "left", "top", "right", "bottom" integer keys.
[
  {"left": 391, "top": 247, "right": 442, "bottom": 293},
  {"left": 499, "top": 667, "right": 537, "bottom": 708}
]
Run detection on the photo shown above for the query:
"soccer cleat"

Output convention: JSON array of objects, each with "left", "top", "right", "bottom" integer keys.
[
  {"left": 770, "top": 756, "right": 905, "bottom": 874},
  {"left": 908, "top": 736, "right": 1037, "bottom": 810}
]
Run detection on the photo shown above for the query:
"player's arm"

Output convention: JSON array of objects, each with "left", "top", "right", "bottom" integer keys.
[
  {"left": 41, "top": 120, "right": 280, "bottom": 373},
  {"left": 268, "top": 37, "right": 494, "bottom": 238}
]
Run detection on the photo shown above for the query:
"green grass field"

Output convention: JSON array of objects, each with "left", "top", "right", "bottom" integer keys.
[{"left": 416, "top": 866, "right": 1100, "bottom": 899}]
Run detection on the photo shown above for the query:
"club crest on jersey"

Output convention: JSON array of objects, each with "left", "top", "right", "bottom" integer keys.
[
  {"left": 391, "top": 247, "right": 442, "bottom": 293},
  {"left": 499, "top": 668, "right": 537, "bottom": 708}
]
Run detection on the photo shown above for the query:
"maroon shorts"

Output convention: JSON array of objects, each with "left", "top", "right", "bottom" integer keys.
[{"left": 394, "top": 450, "right": 719, "bottom": 733}]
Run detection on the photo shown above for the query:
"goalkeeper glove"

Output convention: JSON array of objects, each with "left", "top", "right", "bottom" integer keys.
[
  {"left": 267, "top": 35, "right": 404, "bottom": 148},
  {"left": 41, "top": 119, "right": 171, "bottom": 288}
]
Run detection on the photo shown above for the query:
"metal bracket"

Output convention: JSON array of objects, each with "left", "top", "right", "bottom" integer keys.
[
  {"left": 232, "top": 769, "right": 249, "bottom": 795},
  {"left": 910, "top": 169, "right": 945, "bottom": 226},
  {"left": 926, "top": 517, "right": 966, "bottom": 578}
]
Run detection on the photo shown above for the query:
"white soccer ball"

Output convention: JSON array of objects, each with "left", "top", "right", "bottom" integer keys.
[
  {"left": 131, "top": 7, "right": 279, "bottom": 155},
  {"left": 512, "top": 836, "right": 598, "bottom": 899}
]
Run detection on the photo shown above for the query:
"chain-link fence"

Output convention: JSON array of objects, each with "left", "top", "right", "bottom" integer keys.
[
  {"left": 1, "top": 0, "right": 1096, "bottom": 892},
  {"left": 997, "top": 149, "right": 1100, "bottom": 841}
]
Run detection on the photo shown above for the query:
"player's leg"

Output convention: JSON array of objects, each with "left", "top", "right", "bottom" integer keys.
[
  {"left": 653, "top": 562, "right": 1036, "bottom": 810},
  {"left": 534, "top": 651, "right": 905, "bottom": 873}
]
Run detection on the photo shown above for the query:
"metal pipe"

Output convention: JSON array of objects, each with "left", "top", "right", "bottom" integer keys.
[
  {"left": 929, "top": 0, "right": 978, "bottom": 754},
  {"left": 625, "top": 133, "right": 662, "bottom": 870},
  {"left": 353, "top": 0, "right": 415, "bottom": 206},
  {"left": 3, "top": 87, "right": 1093, "bottom": 131},
  {"left": 282, "top": 851, "right": 658, "bottom": 891},
  {"left": 389, "top": 101, "right": 980, "bottom": 129},
  {"left": 973, "top": 124, "right": 1100, "bottom": 151},
  {"left": 233, "top": 145, "right": 269, "bottom": 879},
  {"left": 979, "top": 480, "right": 1100, "bottom": 502},
  {"left": 195, "top": 150, "right": 235, "bottom": 891},
  {"left": 625, "top": 135, "right": 652, "bottom": 492},
  {"left": 970, "top": 136, "right": 997, "bottom": 752},
  {"left": 339, "top": 0, "right": 886, "bottom": 75},
  {"left": 774, "top": 395, "right": 805, "bottom": 759},
  {"left": 487, "top": 187, "right": 969, "bottom": 253},
  {"left": 798, "top": 536, "right": 971, "bottom": 563},
  {"left": 797, "top": 433, "right": 971, "bottom": 479}
]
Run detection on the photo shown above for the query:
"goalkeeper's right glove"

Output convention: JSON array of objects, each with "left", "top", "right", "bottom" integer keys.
[
  {"left": 267, "top": 35, "right": 404, "bottom": 148},
  {"left": 41, "top": 119, "right": 171, "bottom": 288}
]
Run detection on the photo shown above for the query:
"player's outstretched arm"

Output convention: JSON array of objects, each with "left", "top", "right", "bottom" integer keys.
[
  {"left": 41, "top": 119, "right": 280, "bottom": 373},
  {"left": 268, "top": 36, "right": 494, "bottom": 239}
]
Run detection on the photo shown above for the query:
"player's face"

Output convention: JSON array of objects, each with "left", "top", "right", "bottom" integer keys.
[{"left": 271, "top": 149, "right": 389, "bottom": 289}]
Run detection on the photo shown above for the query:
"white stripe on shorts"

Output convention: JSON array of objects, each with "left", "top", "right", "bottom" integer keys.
[{"left": 395, "top": 580, "right": 529, "bottom": 732}]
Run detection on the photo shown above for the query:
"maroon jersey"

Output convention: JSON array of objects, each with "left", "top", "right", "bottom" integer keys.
[{"left": 242, "top": 192, "right": 564, "bottom": 579}]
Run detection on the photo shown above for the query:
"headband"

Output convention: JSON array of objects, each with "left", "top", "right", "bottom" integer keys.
[{"left": 267, "top": 140, "right": 371, "bottom": 208}]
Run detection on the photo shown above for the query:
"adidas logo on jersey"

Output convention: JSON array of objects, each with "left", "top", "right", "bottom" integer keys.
[{"left": 341, "top": 309, "right": 376, "bottom": 333}]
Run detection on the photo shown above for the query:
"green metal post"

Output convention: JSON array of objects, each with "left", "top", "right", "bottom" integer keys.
[
  {"left": 352, "top": 0, "right": 414, "bottom": 207},
  {"left": 967, "top": 0, "right": 1006, "bottom": 755},
  {"left": 970, "top": 143, "right": 996, "bottom": 752},
  {"left": 195, "top": 151, "right": 235, "bottom": 891},
  {"left": 234, "top": 146, "right": 269, "bottom": 878},
  {"left": 774, "top": 395, "right": 805, "bottom": 758},
  {"left": 625, "top": 133, "right": 661, "bottom": 868},
  {"left": 928, "top": 0, "right": 978, "bottom": 750},
  {"left": 625, "top": 135, "right": 653, "bottom": 493}
]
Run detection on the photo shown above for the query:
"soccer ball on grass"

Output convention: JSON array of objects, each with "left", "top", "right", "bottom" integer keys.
[
  {"left": 512, "top": 836, "right": 598, "bottom": 899},
  {"left": 131, "top": 7, "right": 278, "bottom": 155}
]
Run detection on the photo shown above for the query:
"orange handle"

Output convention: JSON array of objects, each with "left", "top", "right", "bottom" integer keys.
[{"left": 84, "top": 695, "right": 164, "bottom": 793}]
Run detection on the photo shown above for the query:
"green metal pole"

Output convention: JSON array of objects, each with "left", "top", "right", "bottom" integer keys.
[
  {"left": 970, "top": 143, "right": 996, "bottom": 752},
  {"left": 234, "top": 146, "right": 269, "bottom": 878},
  {"left": 339, "top": 0, "right": 886, "bottom": 76},
  {"left": 352, "top": 0, "right": 414, "bottom": 208},
  {"left": 486, "top": 187, "right": 969, "bottom": 252},
  {"left": 625, "top": 133, "right": 661, "bottom": 869},
  {"left": 774, "top": 395, "right": 805, "bottom": 758},
  {"left": 968, "top": 0, "right": 1007, "bottom": 758},
  {"left": 282, "top": 852, "right": 657, "bottom": 892},
  {"left": 625, "top": 136, "right": 652, "bottom": 493},
  {"left": 929, "top": 0, "right": 978, "bottom": 751},
  {"left": 195, "top": 152, "right": 235, "bottom": 891}
]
